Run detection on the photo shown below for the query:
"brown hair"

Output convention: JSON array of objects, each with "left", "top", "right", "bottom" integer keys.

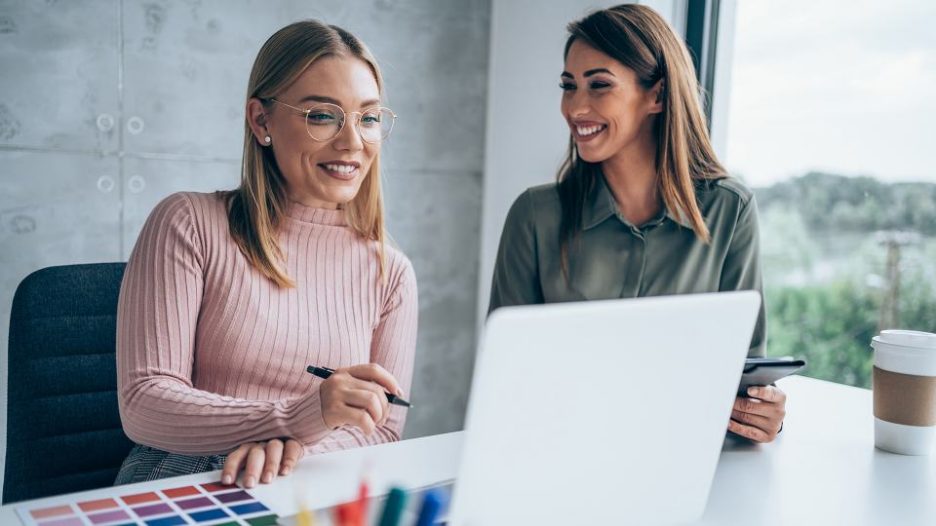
[
  {"left": 225, "top": 20, "right": 387, "bottom": 287},
  {"left": 558, "top": 4, "right": 726, "bottom": 270}
]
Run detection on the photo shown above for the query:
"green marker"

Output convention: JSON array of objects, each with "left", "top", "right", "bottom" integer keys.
[{"left": 378, "top": 487, "right": 407, "bottom": 526}]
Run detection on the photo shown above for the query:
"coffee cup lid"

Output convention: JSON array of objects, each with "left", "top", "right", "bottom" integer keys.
[{"left": 875, "top": 330, "right": 936, "bottom": 350}]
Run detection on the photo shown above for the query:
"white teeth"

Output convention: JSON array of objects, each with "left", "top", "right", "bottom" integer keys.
[
  {"left": 323, "top": 164, "right": 356, "bottom": 174},
  {"left": 576, "top": 124, "right": 606, "bottom": 136}
]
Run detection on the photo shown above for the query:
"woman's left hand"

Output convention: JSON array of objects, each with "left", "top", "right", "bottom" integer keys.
[
  {"left": 221, "top": 438, "right": 304, "bottom": 488},
  {"left": 728, "top": 385, "right": 787, "bottom": 443}
]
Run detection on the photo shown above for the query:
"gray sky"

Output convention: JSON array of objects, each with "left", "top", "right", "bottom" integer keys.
[{"left": 724, "top": 0, "right": 936, "bottom": 186}]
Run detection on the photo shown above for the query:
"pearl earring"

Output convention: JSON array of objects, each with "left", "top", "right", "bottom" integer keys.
[{"left": 264, "top": 135, "right": 271, "bottom": 144}]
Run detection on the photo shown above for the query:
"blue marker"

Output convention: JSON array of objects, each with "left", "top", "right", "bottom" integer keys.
[{"left": 415, "top": 489, "right": 447, "bottom": 526}]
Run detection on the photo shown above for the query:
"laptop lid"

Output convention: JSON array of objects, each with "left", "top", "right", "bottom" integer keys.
[{"left": 449, "top": 291, "right": 761, "bottom": 525}]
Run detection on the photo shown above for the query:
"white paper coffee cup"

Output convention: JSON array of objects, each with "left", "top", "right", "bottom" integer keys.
[{"left": 872, "top": 330, "right": 936, "bottom": 456}]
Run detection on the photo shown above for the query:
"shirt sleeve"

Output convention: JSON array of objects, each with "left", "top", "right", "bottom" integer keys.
[
  {"left": 488, "top": 190, "right": 545, "bottom": 313},
  {"left": 718, "top": 194, "right": 767, "bottom": 358},
  {"left": 305, "top": 256, "right": 419, "bottom": 454},
  {"left": 117, "top": 193, "right": 331, "bottom": 456}
]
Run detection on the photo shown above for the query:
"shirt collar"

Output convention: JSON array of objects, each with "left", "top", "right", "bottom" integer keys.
[{"left": 582, "top": 171, "right": 695, "bottom": 231}]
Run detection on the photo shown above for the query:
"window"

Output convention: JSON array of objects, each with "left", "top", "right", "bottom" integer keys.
[{"left": 722, "top": 0, "right": 936, "bottom": 387}]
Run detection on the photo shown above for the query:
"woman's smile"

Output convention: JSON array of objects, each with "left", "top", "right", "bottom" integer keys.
[
  {"left": 571, "top": 120, "right": 608, "bottom": 143},
  {"left": 317, "top": 159, "right": 361, "bottom": 181}
]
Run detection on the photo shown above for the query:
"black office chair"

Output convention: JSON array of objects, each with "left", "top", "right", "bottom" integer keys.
[{"left": 3, "top": 263, "right": 134, "bottom": 503}]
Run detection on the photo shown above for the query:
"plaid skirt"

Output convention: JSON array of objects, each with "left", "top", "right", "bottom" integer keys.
[{"left": 114, "top": 444, "right": 228, "bottom": 485}]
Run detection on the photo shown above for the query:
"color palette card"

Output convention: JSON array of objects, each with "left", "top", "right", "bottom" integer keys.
[{"left": 16, "top": 481, "right": 280, "bottom": 526}]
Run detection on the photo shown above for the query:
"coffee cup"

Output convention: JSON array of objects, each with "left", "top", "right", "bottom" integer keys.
[{"left": 872, "top": 329, "right": 936, "bottom": 455}]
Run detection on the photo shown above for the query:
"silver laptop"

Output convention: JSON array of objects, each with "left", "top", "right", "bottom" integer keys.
[{"left": 448, "top": 291, "right": 761, "bottom": 525}]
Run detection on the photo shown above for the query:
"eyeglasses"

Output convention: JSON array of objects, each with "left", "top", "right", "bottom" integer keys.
[{"left": 267, "top": 98, "right": 396, "bottom": 144}]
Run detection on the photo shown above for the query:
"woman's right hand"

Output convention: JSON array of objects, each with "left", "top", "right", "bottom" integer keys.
[{"left": 319, "top": 363, "right": 404, "bottom": 434}]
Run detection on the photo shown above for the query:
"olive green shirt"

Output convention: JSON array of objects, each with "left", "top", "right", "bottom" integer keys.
[{"left": 489, "top": 174, "right": 766, "bottom": 357}]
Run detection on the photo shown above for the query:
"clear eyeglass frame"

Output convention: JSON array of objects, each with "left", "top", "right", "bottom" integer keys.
[{"left": 267, "top": 98, "right": 397, "bottom": 144}]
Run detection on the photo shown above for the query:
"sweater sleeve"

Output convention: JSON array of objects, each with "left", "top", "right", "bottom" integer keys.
[
  {"left": 117, "top": 193, "right": 331, "bottom": 455},
  {"left": 306, "top": 255, "right": 419, "bottom": 454}
]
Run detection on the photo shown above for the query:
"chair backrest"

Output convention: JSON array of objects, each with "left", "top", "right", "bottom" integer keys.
[{"left": 4, "top": 263, "right": 134, "bottom": 504}]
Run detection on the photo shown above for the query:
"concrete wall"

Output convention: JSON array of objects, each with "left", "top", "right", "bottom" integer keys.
[{"left": 0, "top": 0, "right": 489, "bottom": 494}]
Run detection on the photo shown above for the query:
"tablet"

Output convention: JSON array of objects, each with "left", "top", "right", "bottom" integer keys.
[{"left": 737, "top": 357, "right": 806, "bottom": 396}]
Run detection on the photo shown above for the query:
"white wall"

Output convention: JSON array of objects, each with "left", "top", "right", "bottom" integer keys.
[{"left": 475, "top": 0, "right": 686, "bottom": 323}]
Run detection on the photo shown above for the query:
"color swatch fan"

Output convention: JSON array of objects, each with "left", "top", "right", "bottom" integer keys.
[{"left": 16, "top": 481, "right": 279, "bottom": 526}]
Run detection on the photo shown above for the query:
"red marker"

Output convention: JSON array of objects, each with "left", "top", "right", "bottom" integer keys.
[
  {"left": 333, "top": 479, "right": 369, "bottom": 526},
  {"left": 334, "top": 502, "right": 361, "bottom": 526},
  {"left": 357, "top": 478, "right": 369, "bottom": 523}
]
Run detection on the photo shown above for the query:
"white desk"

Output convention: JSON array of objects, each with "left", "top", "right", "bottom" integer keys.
[
  {"left": 2, "top": 376, "right": 935, "bottom": 525},
  {"left": 701, "top": 376, "right": 936, "bottom": 525}
]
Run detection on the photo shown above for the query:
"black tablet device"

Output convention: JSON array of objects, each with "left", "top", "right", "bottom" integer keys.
[{"left": 737, "top": 357, "right": 806, "bottom": 396}]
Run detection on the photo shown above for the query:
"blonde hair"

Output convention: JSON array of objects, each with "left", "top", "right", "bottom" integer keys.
[
  {"left": 225, "top": 20, "right": 387, "bottom": 287},
  {"left": 558, "top": 4, "right": 726, "bottom": 269}
]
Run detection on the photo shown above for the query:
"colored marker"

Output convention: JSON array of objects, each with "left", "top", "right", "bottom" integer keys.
[
  {"left": 306, "top": 365, "right": 412, "bottom": 407},
  {"left": 334, "top": 502, "right": 362, "bottom": 526},
  {"left": 296, "top": 502, "right": 316, "bottom": 526},
  {"left": 356, "top": 478, "right": 369, "bottom": 523},
  {"left": 377, "top": 487, "right": 407, "bottom": 526},
  {"left": 415, "top": 489, "right": 447, "bottom": 526}
]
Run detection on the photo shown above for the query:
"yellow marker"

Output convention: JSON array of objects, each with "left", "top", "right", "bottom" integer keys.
[{"left": 296, "top": 503, "right": 316, "bottom": 526}]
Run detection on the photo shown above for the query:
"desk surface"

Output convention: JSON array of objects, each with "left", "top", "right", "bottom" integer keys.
[
  {"left": 701, "top": 375, "right": 936, "bottom": 525},
  {"left": 3, "top": 376, "right": 935, "bottom": 525}
]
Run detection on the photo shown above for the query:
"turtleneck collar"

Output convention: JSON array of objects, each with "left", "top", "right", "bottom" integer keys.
[{"left": 286, "top": 201, "right": 348, "bottom": 226}]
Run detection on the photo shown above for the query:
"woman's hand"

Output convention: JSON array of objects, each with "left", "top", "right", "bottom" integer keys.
[
  {"left": 319, "top": 363, "right": 404, "bottom": 435},
  {"left": 221, "top": 438, "right": 304, "bottom": 488},
  {"left": 728, "top": 385, "right": 787, "bottom": 443}
]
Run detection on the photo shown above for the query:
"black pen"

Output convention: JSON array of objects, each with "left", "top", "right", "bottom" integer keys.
[{"left": 306, "top": 365, "right": 412, "bottom": 408}]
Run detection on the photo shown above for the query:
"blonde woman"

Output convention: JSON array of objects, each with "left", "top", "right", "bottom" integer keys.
[
  {"left": 489, "top": 5, "right": 786, "bottom": 442},
  {"left": 115, "top": 21, "right": 417, "bottom": 487}
]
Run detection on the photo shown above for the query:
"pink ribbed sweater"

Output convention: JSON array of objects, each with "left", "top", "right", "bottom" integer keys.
[{"left": 116, "top": 192, "right": 418, "bottom": 456}]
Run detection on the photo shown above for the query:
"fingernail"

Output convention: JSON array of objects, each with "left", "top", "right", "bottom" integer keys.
[
  {"left": 747, "top": 387, "right": 758, "bottom": 396},
  {"left": 281, "top": 467, "right": 291, "bottom": 476},
  {"left": 261, "top": 472, "right": 272, "bottom": 484},
  {"left": 245, "top": 476, "right": 256, "bottom": 487},
  {"left": 221, "top": 474, "right": 232, "bottom": 485}
]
